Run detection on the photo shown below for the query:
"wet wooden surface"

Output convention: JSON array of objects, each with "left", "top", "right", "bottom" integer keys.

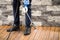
[{"left": 0, "top": 26, "right": 60, "bottom": 40}]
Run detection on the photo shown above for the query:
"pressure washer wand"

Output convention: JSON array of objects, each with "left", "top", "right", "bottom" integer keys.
[{"left": 24, "top": 5, "right": 36, "bottom": 29}]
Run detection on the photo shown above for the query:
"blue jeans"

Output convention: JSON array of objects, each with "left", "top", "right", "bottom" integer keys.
[{"left": 13, "top": 0, "right": 31, "bottom": 28}]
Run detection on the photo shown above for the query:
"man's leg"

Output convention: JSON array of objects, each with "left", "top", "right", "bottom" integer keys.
[
  {"left": 7, "top": 0, "right": 20, "bottom": 32},
  {"left": 24, "top": 4, "right": 31, "bottom": 35},
  {"left": 13, "top": 0, "right": 20, "bottom": 27}
]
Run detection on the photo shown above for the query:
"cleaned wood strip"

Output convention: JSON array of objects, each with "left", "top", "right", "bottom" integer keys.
[
  {"left": 49, "top": 31, "right": 55, "bottom": 40},
  {"left": 14, "top": 32, "right": 22, "bottom": 40},
  {"left": 53, "top": 32, "right": 59, "bottom": 40},
  {"left": 28, "top": 29, "right": 38, "bottom": 40},
  {"left": 33, "top": 27, "right": 42, "bottom": 40},
  {"left": 59, "top": 32, "right": 60, "bottom": 40},
  {"left": 38, "top": 30, "right": 45, "bottom": 40},
  {"left": 34, "top": 30, "right": 42, "bottom": 40},
  {"left": 40, "top": 30, "right": 47, "bottom": 40},
  {"left": 18, "top": 32, "right": 25, "bottom": 40},
  {"left": 46, "top": 30, "right": 50, "bottom": 40}
]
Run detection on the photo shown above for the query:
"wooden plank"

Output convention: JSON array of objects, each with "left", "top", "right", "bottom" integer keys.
[
  {"left": 17, "top": 32, "right": 25, "bottom": 40},
  {"left": 0, "top": 26, "right": 10, "bottom": 33},
  {"left": 40, "top": 30, "right": 47, "bottom": 40},
  {"left": 0, "top": 26, "right": 8, "bottom": 37},
  {"left": 0, "top": 29, "right": 9, "bottom": 40},
  {"left": 44, "top": 30, "right": 50, "bottom": 40},
  {"left": 55, "top": 27, "right": 60, "bottom": 32},
  {"left": 47, "top": 27, "right": 51, "bottom": 31},
  {"left": 2, "top": 26, "right": 12, "bottom": 40},
  {"left": 7, "top": 32, "right": 16, "bottom": 40},
  {"left": 50, "top": 27, "right": 56, "bottom": 31},
  {"left": 59, "top": 32, "right": 60, "bottom": 40},
  {"left": 43, "top": 26, "right": 48, "bottom": 31},
  {"left": 0, "top": 26, "right": 4, "bottom": 30},
  {"left": 0, "top": 26, "right": 9, "bottom": 40},
  {"left": 33, "top": 26, "right": 43, "bottom": 40},
  {"left": 53, "top": 32, "right": 59, "bottom": 40},
  {"left": 0, "top": 26, "right": 6, "bottom": 33},
  {"left": 48, "top": 31, "right": 55, "bottom": 40},
  {"left": 10, "top": 32, "right": 19, "bottom": 40},
  {"left": 33, "top": 27, "right": 41, "bottom": 40},
  {"left": 38, "top": 26, "right": 51, "bottom": 40},
  {"left": 38, "top": 30, "right": 45, "bottom": 40},
  {"left": 50, "top": 26, "right": 56, "bottom": 40},
  {"left": 38, "top": 26, "right": 48, "bottom": 40},
  {"left": 0, "top": 26, "right": 10, "bottom": 39},
  {"left": 39, "top": 26, "right": 43, "bottom": 30},
  {"left": 28, "top": 28, "right": 38, "bottom": 40},
  {"left": 14, "top": 32, "right": 23, "bottom": 40},
  {"left": 37, "top": 30, "right": 42, "bottom": 40}
]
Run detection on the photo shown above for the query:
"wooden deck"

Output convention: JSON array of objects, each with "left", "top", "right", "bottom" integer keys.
[{"left": 0, "top": 26, "right": 60, "bottom": 40}]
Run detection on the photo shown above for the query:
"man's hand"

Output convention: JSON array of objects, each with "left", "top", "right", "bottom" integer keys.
[{"left": 23, "top": 6, "right": 28, "bottom": 13}]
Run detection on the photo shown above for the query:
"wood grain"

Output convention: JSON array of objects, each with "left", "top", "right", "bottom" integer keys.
[{"left": 0, "top": 26, "right": 60, "bottom": 40}]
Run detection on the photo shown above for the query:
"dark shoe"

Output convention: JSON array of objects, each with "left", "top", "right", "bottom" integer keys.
[
  {"left": 7, "top": 25, "right": 20, "bottom": 32},
  {"left": 24, "top": 27, "right": 31, "bottom": 35}
]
